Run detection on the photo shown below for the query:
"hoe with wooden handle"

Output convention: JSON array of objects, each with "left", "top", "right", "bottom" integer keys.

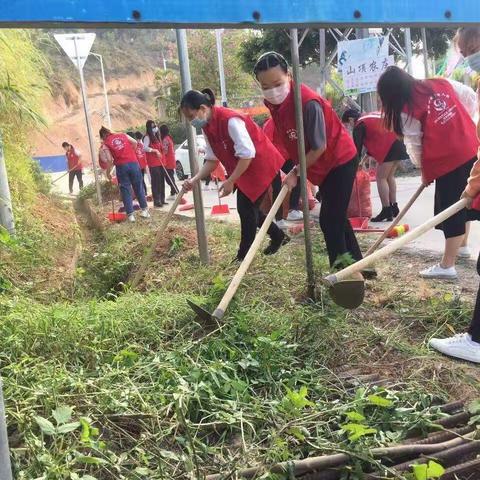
[
  {"left": 187, "top": 185, "right": 290, "bottom": 323},
  {"left": 324, "top": 198, "right": 468, "bottom": 309}
]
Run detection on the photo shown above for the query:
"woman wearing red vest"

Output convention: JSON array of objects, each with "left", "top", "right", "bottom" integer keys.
[
  {"left": 143, "top": 120, "right": 166, "bottom": 207},
  {"left": 429, "top": 27, "right": 480, "bottom": 363},
  {"left": 62, "top": 142, "right": 84, "bottom": 194},
  {"left": 342, "top": 109, "right": 409, "bottom": 222},
  {"left": 134, "top": 131, "right": 148, "bottom": 196},
  {"left": 99, "top": 127, "right": 150, "bottom": 222},
  {"left": 160, "top": 124, "right": 178, "bottom": 199},
  {"left": 378, "top": 66, "right": 480, "bottom": 280},
  {"left": 180, "top": 88, "right": 289, "bottom": 262},
  {"left": 254, "top": 51, "right": 362, "bottom": 271}
]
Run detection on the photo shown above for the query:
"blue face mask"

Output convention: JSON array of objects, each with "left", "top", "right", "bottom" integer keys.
[
  {"left": 467, "top": 50, "right": 480, "bottom": 72},
  {"left": 191, "top": 117, "right": 207, "bottom": 129}
]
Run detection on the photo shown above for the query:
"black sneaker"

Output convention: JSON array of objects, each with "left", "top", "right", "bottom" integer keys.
[
  {"left": 371, "top": 206, "right": 393, "bottom": 222},
  {"left": 390, "top": 202, "right": 400, "bottom": 217},
  {"left": 263, "top": 234, "right": 291, "bottom": 255}
]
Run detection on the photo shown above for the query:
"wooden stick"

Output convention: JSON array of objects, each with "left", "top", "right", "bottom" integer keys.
[
  {"left": 206, "top": 432, "right": 476, "bottom": 479},
  {"left": 130, "top": 188, "right": 186, "bottom": 288},
  {"left": 211, "top": 185, "right": 289, "bottom": 320},
  {"left": 365, "top": 184, "right": 426, "bottom": 256},
  {"left": 325, "top": 198, "right": 468, "bottom": 285}
]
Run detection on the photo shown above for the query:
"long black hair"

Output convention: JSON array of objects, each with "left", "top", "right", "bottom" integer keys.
[
  {"left": 253, "top": 51, "right": 289, "bottom": 78},
  {"left": 377, "top": 66, "right": 416, "bottom": 136},
  {"left": 160, "top": 124, "right": 170, "bottom": 139},
  {"left": 145, "top": 119, "right": 160, "bottom": 144},
  {"left": 180, "top": 88, "right": 216, "bottom": 110}
]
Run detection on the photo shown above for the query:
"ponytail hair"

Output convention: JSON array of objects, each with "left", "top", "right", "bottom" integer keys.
[{"left": 180, "top": 88, "right": 216, "bottom": 110}]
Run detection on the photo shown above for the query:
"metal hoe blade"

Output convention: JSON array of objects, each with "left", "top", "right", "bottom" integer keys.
[
  {"left": 328, "top": 279, "right": 365, "bottom": 310},
  {"left": 187, "top": 299, "right": 214, "bottom": 323}
]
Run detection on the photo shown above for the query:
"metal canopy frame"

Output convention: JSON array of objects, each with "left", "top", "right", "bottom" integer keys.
[
  {"left": 1, "top": 3, "right": 480, "bottom": 478},
  {"left": 0, "top": 0, "right": 479, "bottom": 28}
]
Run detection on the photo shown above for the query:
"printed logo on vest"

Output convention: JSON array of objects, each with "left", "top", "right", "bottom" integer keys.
[
  {"left": 286, "top": 128, "right": 298, "bottom": 141},
  {"left": 222, "top": 140, "right": 228, "bottom": 150},
  {"left": 427, "top": 93, "right": 457, "bottom": 125}
]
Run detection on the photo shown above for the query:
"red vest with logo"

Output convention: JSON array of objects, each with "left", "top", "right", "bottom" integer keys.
[
  {"left": 356, "top": 112, "right": 397, "bottom": 164},
  {"left": 405, "top": 79, "right": 479, "bottom": 183},
  {"left": 145, "top": 138, "right": 164, "bottom": 168},
  {"left": 66, "top": 148, "right": 82, "bottom": 171},
  {"left": 163, "top": 135, "right": 176, "bottom": 169},
  {"left": 263, "top": 117, "right": 289, "bottom": 160},
  {"left": 135, "top": 141, "right": 147, "bottom": 169},
  {"left": 104, "top": 133, "right": 138, "bottom": 166},
  {"left": 265, "top": 83, "right": 357, "bottom": 185},
  {"left": 202, "top": 106, "right": 284, "bottom": 202}
]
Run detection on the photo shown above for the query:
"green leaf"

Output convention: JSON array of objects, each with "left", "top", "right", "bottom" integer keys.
[
  {"left": 285, "top": 386, "right": 314, "bottom": 410},
  {"left": 342, "top": 423, "right": 377, "bottom": 441},
  {"left": 411, "top": 461, "right": 445, "bottom": 480},
  {"left": 368, "top": 394, "right": 393, "bottom": 408},
  {"left": 134, "top": 467, "right": 151, "bottom": 475},
  {"left": 57, "top": 421, "right": 80, "bottom": 434},
  {"left": 52, "top": 405, "right": 73, "bottom": 425},
  {"left": 159, "top": 449, "right": 180, "bottom": 461},
  {"left": 346, "top": 411, "right": 366, "bottom": 422},
  {"left": 467, "top": 399, "right": 480, "bottom": 415},
  {"left": 35, "top": 416, "right": 56, "bottom": 436},
  {"left": 75, "top": 455, "right": 107, "bottom": 465}
]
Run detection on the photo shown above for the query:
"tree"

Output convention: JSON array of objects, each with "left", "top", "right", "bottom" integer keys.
[
  {"left": 239, "top": 28, "right": 456, "bottom": 73},
  {"left": 187, "top": 30, "right": 255, "bottom": 107}
]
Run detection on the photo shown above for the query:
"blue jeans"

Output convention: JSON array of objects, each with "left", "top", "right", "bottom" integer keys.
[{"left": 116, "top": 162, "right": 148, "bottom": 215}]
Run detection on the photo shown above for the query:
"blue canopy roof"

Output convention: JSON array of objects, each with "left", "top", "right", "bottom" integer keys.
[{"left": 0, "top": 0, "right": 479, "bottom": 27}]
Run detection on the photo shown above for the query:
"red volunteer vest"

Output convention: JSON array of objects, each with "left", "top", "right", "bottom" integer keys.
[
  {"left": 406, "top": 79, "right": 479, "bottom": 183},
  {"left": 265, "top": 83, "right": 357, "bottom": 185},
  {"left": 163, "top": 135, "right": 176, "bottom": 169},
  {"left": 135, "top": 141, "right": 147, "bottom": 169},
  {"left": 356, "top": 113, "right": 397, "bottom": 164},
  {"left": 104, "top": 133, "right": 138, "bottom": 166},
  {"left": 66, "top": 148, "right": 82, "bottom": 171},
  {"left": 263, "top": 117, "right": 289, "bottom": 160},
  {"left": 145, "top": 138, "right": 164, "bottom": 168},
  {"left": 202, "top": 106, "right": 284, "bottom": 202}
]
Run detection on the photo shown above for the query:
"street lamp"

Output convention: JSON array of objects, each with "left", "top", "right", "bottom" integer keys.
[{"left": 90, "top": 52, "right": 112, "bottom": 128}]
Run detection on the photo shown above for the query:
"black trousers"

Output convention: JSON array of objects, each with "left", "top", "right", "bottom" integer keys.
[
  {"left": 468, "top": 253, "right": 480, "bottom": 343},
  {"left": 150, "top": 166, "right": 165, "bottom": 205},
  {"left": 141, "top": 168, "right": 148, "bottom": 197},
  {"left": 236, "top": 174, "right": 284, "bottom": 260},
  {"left": 165, "top": 168, "right": 178, "bottom": 195},
  {"left": 319, "top": 157, "right": 363, "bottom": 268},
  {"left": 68, "top": 170, "right": 83, "bottom": 193}
]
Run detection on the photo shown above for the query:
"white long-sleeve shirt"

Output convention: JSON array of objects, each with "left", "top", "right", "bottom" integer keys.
[
  {"left": 204, "top": 117, "right": 256, "bottom": 161},
  {"left": 401, "top": 79, "right": 477, "bottom": 167},
  {"left": 143, "top": 135, "right": 159, "bottom": 153}
]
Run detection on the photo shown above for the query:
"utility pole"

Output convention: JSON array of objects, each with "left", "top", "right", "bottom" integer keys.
[
  {"left": 91, "top": 53, "right": 112, "bottom": 128},
  {"left": 404, "top": 28, "right": 414, "bottom": 74},
  {"left": 215, "top": 29, "right": 228, "bottom": 106},
  {"left": 421, "top": 28, "right": 430, "bottom": 78},
  {"left": 176, "top": 29, "right": 209, "bottom": 264},
  {"left": 319, "top": 29, "right": 327, "bottom": 95},
  {"left": 0, "top": 132, "right": 15, "bottom": 236},
  {"left": 0, "top": 375, "right": 13, "bottom": 480}
]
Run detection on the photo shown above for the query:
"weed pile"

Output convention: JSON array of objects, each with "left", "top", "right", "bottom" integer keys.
[{"left": 1, "top": 210, "right": 480, "bottom": 479}]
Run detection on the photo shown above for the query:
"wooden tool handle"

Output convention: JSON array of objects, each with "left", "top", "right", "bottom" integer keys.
[
  {"left": 325, "top": 198, "right": 468, "bottom": 285},
  {"left": 213, "top": 185, "right": 289, "bottom": 319},
  {"left": 130, "top": 188, "right": 186, "bottom": 288},
  {"left": 365, "top": 184, "right": 426, "bottom": 256}
]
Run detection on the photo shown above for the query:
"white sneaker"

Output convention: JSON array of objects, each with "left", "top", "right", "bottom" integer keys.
[
  {"left": 168, "top": 195, "right": 176, "bottom": 200},
  {"left": 429, "top": 333, "right": 480, "bottom": 363},
  {"left": 458, "top": 246, "right": 472, "bottom": 258},
  {"left": 419, "top": 264, "right": 457, "bottom": 279},
  {"left": 128, "top": 214, "right": 136, "bottom": 223},
  {"left": 287, "top": 210, "right": 303, "bottom": 221},
  {"left": 276, "top": 219, "right": 288, "bottom": 229},
  {"left": 140, "top": 209, "right": 150, "bottom": 219}
]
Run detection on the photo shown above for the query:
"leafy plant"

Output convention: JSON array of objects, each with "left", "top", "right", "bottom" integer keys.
[{"left": 410, "top": 461, "right": 445, "bottom": 480}]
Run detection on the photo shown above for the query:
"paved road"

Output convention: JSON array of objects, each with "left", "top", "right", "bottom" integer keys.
[{"left": 50, "top": 170, "right": 480, "bottom": 260}]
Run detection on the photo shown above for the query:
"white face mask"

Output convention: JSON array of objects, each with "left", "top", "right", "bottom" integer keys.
[{"left": 262, "top": 82, "right": 290, "bottom": 105}]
